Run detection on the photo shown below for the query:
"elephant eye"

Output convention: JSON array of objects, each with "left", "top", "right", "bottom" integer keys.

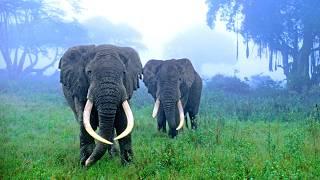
[{"left": 87, "top": 70, "right": 92, "bottom": 76}]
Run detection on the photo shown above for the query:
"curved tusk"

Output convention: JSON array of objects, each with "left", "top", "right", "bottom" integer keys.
[
  {"left": 83, "top": 100, "right": 113, "bottom": 145},
  {"left": 176, "top": 100, "right": 185, "bottom": 130},
  {"left": 114, "top": 100, "right": 134, "bottom": 140},
  {"left": 152, "top": 98, "right": 160, "bottom": 118}
]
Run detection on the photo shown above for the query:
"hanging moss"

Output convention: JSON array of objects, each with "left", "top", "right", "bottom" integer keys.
[
  {"left": 236, "top": 31, "right": 239, "bottom": 60},
  {"left": 246, "top": 40, "right": 249, "bottom": 59},
  {"left": 269, "top": 49, "right": 273, "bottom": 71}
]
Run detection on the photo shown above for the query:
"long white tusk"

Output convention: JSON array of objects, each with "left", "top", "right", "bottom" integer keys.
[
  {"left": 83, "top": 100, "right": 113, "bottom": 145},
  {"left": 176, "top": 100, "right": 185, "bottom": 130},
  {"left": 114, "top": 100, "right": 134, "bottom": 140},
  {"left": 152, "top": 98, "right": 160, "bottom": 118}
]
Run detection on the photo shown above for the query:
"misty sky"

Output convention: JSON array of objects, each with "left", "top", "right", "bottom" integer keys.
[{"left": 2, "top": 0, "right": 285, "bottom": 80}]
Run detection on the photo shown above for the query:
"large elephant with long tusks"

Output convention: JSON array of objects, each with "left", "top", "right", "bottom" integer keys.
[
  {"left": 143, "top": 58, "right": 202, "bottom": 138},
  {"left": 59, "top": 44, "right": 142, "bottom": 167}
]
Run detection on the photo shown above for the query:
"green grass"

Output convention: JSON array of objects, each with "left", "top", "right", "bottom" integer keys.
[{"left": 1, "top": 90, "right": 320, "bottom": 179}]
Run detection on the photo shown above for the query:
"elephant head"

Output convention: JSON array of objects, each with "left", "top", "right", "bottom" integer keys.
[
  {"left": 143, "top": 58, "right": 196, "bottom": 137},
  {"left": 59, "top": 44, "right": 142, "bottom": 166}
]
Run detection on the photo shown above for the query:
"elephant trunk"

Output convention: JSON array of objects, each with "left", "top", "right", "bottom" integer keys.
[
  {"left": 85, "top": 87, "right": 119, "bottom": 166},
  {"left": 162, "top": 99, "right": 178, "bottom": 137}
]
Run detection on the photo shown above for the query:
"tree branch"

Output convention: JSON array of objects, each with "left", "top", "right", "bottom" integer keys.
[
  {"left": 23, "top": 53, "right": 39, "bottom": 74},
  {"left": 311, "top": 46, "right": 320, "bottom": 52},
  {"left": 36, "top": 48, "right": 61, "bottom": 73},
  {"left": 13, "top": 48, "right": 19, "bottom": 66},
  {"left": 17, "top": 48, "right": 28, "bottom": 73}
]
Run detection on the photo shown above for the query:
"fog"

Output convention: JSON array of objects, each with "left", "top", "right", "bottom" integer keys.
[
  {"left": 2, "top": 1, "right": 320, "bottom": 177},
  {"left": 0, "top": 0, "right": 286, "bottom": 80}
]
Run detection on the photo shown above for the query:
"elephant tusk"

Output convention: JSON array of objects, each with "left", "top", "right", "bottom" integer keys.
[
  {"left": 176, "top": 100, "right": 185, "bottom": 130},
  {"left": 152, "top": 98, "right": 160, "bottom": 118},
  {"left": 83, "top": 100, "right": 113, "bottom": 145},
  {"left": 114, "top": 100, "right": 134, "bottom": 140}
]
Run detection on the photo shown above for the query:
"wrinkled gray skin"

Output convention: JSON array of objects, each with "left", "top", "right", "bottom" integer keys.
[
  {"left": 59, "top": 44, "right": 142, "bottom": 166},
  {"left": 143, "top": 59, "right": 202, "bottom": 138}
]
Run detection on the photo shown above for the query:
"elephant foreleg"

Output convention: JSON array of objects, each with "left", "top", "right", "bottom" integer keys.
[
  {"left": 184, "top": 113, "right": 189, "bottom": 129},
  {"left": 157, "top": 109, "right": 166, "bottom": 133},
  {"left": 74, "top": 97, "right": 96, "bottom": 166},
  {"left": 115, "top": 107, "right": 133, "bottom": 165}
]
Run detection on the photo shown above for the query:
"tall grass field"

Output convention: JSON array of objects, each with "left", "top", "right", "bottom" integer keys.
[{"left": 1, "top": 79, "right": 320, "bottom": 179}]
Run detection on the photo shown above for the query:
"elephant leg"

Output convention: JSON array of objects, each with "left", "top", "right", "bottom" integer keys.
[
  {"left": 74, "top": 97, "right": 97, "bottom": 166},
  {"left": 186, "top": 73, "right": 202, "bottom": 131},
  {"left": 115, "top": 107, "right": 133, "bottom": 165},
  {"left": 169, "top": 128, "right": 178, "bottom": 138},
  {"left": 189, "top": 112, "right": 198, "bottom": 130},
  {"left": 157, "top": 108, "right": 166, "bottom": 133},
  {"left": 184, "top": 112, "right": 189, "bottom": 129}
]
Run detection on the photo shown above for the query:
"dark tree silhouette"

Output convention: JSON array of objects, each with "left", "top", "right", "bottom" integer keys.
[
  {"left": 0, "top": 0, "right": 88, "bottom": 78},
  {"left": 206, "top": 0, "right": 320, "bottom": 91}
]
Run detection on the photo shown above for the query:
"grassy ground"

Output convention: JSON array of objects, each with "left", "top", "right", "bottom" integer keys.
[{"left": 1, "top": 89, "right": 320, "bottom": 179}]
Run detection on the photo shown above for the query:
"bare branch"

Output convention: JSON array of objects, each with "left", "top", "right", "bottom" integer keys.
[
  {"left": 311, "top": 46, "right": 320, "bottom": 52},
  {"left": 17, "top": 48, "right": 28, "bottom": 72},
  {"left": 13, "top": 48, "right": 19, "bottom": 66},
  {"left": 23, "top": 53, "right": 39, "bottom": 74},
  {"left": 37, "top": 48, "right": 61, "bottom": 73}
]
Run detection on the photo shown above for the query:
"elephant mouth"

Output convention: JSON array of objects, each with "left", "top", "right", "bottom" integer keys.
[
  {"left": 83, "top": 99, "right": 134, "bottom": 144},
  {"left": 152, "top": 98, "right": 185, "bottom": 130}
]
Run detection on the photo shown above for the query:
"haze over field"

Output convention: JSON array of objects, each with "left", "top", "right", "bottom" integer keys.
[{"left": 1, "top": 1, "right": 320, "bottom": 178}]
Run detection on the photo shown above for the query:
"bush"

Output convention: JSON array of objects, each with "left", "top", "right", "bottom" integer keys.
[{"left": 206, "top": 74, "right": 250, "bottom": 94}]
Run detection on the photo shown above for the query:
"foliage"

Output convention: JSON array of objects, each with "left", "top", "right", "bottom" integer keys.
[
  {"left": 249, "top": 74, "right": 282, "bottom": 90},
  {"left": 205, "top": 74, "right": 250, "bottom": 94},
  {"left": 0, "top": 1, "right": 144, "bottom": 78},
  {"left": 0, "top": 0, "right": 88, "bottom": 77},
  {"left": 206, "top": 0, "right": 320, "bottom": 91}
]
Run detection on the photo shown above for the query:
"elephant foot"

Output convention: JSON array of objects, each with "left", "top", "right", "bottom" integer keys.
[
  {"left": 120, "top": 149, "right": 133, "bottom": 165},
  {"left": 108, "top": 144, "right": 119, "bottom": 158},
  {"left": 191, "top": 117, "right": 198, "bottom": 130},
  {"left": 169, "top": 128, "right": 177, "bottom": 138},
  {"left": 80, "top": 143, "right": 95, "bottom": 166},
  {"left": 158, "top": 126, "right": 167, "bottom": 133}
]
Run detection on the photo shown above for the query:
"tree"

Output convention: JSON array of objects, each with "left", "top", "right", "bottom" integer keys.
[
  {"left": 206, "top": 0, "right": 320, "bottom": 91},
  {"left": 0, "top": 0, "right": 88, "bottom": 78},
  {"left": 206, "top": 74, "right": 250, "bottom": 94}
]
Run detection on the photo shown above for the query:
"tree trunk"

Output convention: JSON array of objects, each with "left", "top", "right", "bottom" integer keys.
[{"left": 287, "top": 28, "right": 313, "bottom": 91}]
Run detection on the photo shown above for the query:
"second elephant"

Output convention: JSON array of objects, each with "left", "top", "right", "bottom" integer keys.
[{"left": 143, "top": 58, "right": 202, "bottom": 138}]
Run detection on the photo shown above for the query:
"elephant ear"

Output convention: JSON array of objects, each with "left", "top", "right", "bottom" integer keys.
[
  {"left": 116, "top": 47, "right": 143, "bottom": 99},
  {"left": 142, "top": 59, "right": 163, "bottom": 99},
  {"left": 59, "top": 45, "right": 96, "bottom": 102},
  {"left": 175, "top": 58, "right": 196, "bottom": 88}
]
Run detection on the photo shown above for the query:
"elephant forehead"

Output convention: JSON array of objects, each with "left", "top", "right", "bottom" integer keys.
[
  {"left": 91, "top": 54, "right": 124, "bottom": 67},
  {"left": 160, "top": 65, "right": 178, "bottom": 75}
]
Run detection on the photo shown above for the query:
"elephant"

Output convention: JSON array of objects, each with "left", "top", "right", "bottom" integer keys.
[
  {"left": 143, "top": 58, "right": 202, "bottom": 138},
  {"left": 59, "top": 44, "right": 142, "bottom": 167}
]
